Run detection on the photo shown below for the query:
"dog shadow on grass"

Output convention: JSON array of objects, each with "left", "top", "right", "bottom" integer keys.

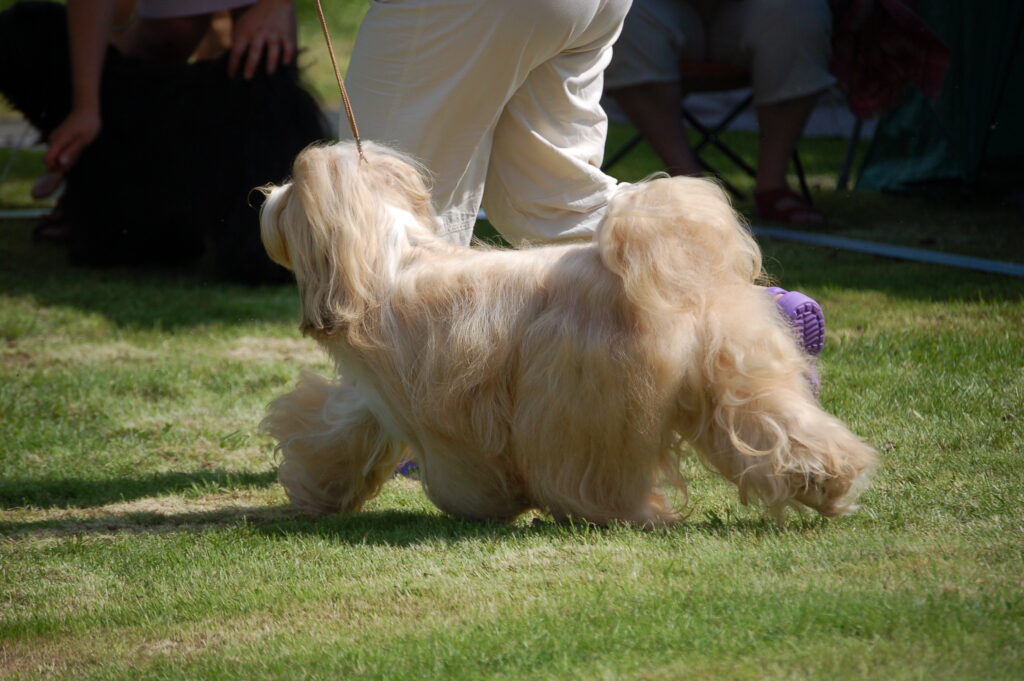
[
  {"left": 0, "top": 468, "right": 279, "bottom": 510},
  {"left": 0, "top": 462, "right": 830, "bottom": 544},
  {"left": 2, "top": 499, "right": 826, "bottom": 545},
  {"left": 250, "top": 509, "right": 828, "bottom": 545}
]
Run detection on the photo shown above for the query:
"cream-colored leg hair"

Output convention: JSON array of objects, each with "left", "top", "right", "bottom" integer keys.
[
  {"left": 509, "top": 253, "right": 690, "bottom": 526},
  {"left": 261, "top": 371, "right": 406, "bottom": 514}
]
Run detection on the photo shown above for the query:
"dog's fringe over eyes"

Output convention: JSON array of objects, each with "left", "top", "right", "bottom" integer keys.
[{"left": 259, "top": 141, "right": 876, "bottom": 526}]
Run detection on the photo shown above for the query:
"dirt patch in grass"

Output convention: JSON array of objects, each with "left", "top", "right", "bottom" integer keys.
[
  {"left": 0, "top": 490, "right": 296, "bottom": 541},
  {"left": 224, "top": 337, "right": 326, "bottom": 366},
  {"left": 1, "top": 340, "right": 159, "bottom": 369},
  {"left": 1, "top": 349, "right": 32, "bottom": 369}
]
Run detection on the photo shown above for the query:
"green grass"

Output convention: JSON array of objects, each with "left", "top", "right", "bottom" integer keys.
[
  {"left": 293, "top": 1, "right": 368, "bottom": 107},
  {"left": 2, "top": 5, "right": 1023, "bottom": 680},
  {"left": 2, "top": 147, "right": 1022, "bottom": 679}
]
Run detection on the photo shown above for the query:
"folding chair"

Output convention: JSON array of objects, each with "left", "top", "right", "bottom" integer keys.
[{"left": 603, "top": 60, "right": 812, "bottom": 203}]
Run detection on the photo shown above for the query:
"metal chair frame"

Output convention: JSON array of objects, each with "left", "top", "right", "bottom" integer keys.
[{"left": 603, "top": 77, "right": 813, "bottom": 203}]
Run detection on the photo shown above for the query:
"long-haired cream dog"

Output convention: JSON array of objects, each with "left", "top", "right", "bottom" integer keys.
[{"left": 259, "top": 141, "right": 876, "bottom": 525}]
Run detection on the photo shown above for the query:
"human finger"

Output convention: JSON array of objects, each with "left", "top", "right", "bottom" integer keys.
[
  {"left": 55, "top": 138, "right": 84, "bottom": 170},
  {"left": 31, "top": 169, "right": 65, "bottom": 199},
  {"left": 58, "top": 135, "right": 87, "bottom": 169},
  {"left": 43, "top": 142, "right": 63, "bottom": 169},
  {"left": 265, "top": 39, "right": 280, "bottom": 74},
  {"left": 44, "top": 133, "right": 74, "bottom": 170},
  {"left": 243, "top": 39, "right": 264, "bottom": 79},
  {"left": 229, "top": 38, "right": 248, "bottom": 77},
  {"left": 281, "top": 35, "right": 295, "bottom": 65}
]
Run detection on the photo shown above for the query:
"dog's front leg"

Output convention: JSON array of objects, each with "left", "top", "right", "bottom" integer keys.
[{"left": 262, "top": 371, "right": 406, "bottom": 514}]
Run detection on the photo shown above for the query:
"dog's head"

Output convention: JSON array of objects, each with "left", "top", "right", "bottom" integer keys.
[{"left": 259, "top": 141, "right": 436, "bottom": 336}]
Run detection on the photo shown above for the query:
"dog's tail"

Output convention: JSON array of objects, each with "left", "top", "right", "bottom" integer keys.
[
  {"left": 597, "top": 177, "right": 762, "bottom": 312},
  {"left": 680, "top": 285, "right": 877, "bottom": 519}
]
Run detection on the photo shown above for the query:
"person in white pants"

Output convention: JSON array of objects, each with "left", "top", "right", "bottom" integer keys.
[{"left": 341, "top": 0, "right": 632, "bottom": 246}]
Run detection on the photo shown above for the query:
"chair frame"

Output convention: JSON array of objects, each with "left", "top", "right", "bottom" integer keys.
[{"left": 603, "top": 62, "right": 813, "bottom": 203}]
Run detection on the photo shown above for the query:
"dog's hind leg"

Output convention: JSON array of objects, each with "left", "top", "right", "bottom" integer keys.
[
  {"left": 516, "top": 413, "right": 675, "bottom": 524},
  {"left": 683, "top": 286, "right": 876, "bottom": 519},
  {"left": 262, "top": 371, "right": 406, "bottom": 514},
  {"left": 416, "top": 445, "right": 531, "bottom": 523},
  {"left": 540, "top": 460, "right": 679, "bottom": 528}
]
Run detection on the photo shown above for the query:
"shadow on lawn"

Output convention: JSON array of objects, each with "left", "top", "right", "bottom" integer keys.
[
  {"left": 755, "top": 239, "right": 1023, "bottom": 303},
  {"left": 0, "top": 468, "right": 278, "bottom": 510},
  {"left": 2, "top": 205, "right": 1022, "bottom": 336},
  {"left": 2, "top": 499, "right": 824, "bottom": 544},
  {"left": 253, "top": 509, "right": 824, "bottom": 545},
  {"left": 0, "top": 221, "right": 299, "bottom": 331}
]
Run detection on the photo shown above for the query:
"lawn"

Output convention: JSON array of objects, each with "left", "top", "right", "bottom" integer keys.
[{"left": 2, "top": 4, "right": 1023, "bottom": 680}]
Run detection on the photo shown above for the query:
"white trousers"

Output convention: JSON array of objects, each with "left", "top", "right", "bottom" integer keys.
[{"left": 343, "top": 0, "right": 632, "bottom": 246}]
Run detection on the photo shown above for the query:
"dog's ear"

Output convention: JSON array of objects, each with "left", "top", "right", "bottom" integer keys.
[
  {"left": 258, "top": 184, "right": 293, "bottom": 269},
  {"left": 286, "top": 144, "right": 367, "bottom": 336},
  {"left": 283, "top": 142, "right": 430, "bottom": 337}
]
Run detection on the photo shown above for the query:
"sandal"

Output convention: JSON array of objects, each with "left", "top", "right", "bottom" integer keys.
[
  {"left": 767, "top": 286, "right": 825, "bottom": 396},
  {"left": 755, "top": 188, "right": 825, "bottom": 227}
]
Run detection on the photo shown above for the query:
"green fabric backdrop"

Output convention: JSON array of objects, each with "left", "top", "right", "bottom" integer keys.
[{"left": 857, "top": 1, "right": 1024, "bottom": 192}]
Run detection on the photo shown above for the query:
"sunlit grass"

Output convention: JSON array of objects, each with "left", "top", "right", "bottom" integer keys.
[
  {"left": 1, "top": 4, "right": 1022, "bottom": 680},
  {"left": 2, "top": 161, "right": 1022, "bottom": 679}
]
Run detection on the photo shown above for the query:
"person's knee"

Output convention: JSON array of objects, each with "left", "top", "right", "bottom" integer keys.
[
  {"left": 746, "top": 0, "right": 831, "bottom": 44},
  {"left": 607, "top": 0, "right": 704, "bottom": 91}
]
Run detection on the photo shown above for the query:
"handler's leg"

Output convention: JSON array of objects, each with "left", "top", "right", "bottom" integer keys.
[
  {"left": 481, "top": 0, "right": 631, "bottom": 244},
  {"left": 343, "top": 1, "right": 541, "bottom": 245},
  {"left": 344, "top": 0, "right": 630, "bottom": 246}
]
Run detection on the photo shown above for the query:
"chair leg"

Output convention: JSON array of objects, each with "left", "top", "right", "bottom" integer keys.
[
  {"left": 704, "top": 131, "right": 757, "bottom": 178},
  {"left": 602, "top": 90, "right": 774, "bottom": 203},
  {"left": 791, "top": 150, "right": 813, "bottom": 204},
  {"left": 836, "top": 116, "right": 863, "bottom": 191},
  {"left": 698, "top": 93, "right": 754, "bottom": 145},
  {"left": 698, "top": 160, "right": 746, "bottom": 199},
  {"left": 684, "top": 93, "right": 756, "bottom": 198},
  {"left": 683, "top": 113, "right": 742, "bottom": 196}
]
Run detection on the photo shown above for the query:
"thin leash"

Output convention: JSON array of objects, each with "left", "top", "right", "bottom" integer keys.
[{"left": 313, "top": 0, "right": 366, "bottom": 163}]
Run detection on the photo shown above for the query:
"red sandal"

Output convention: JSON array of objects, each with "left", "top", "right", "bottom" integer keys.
[{"left": 755, "top": 188, "right": 825, "bottom": 227}]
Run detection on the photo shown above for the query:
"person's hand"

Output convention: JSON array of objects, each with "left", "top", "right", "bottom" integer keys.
[
  {"left": 228, "top": 0, "right": 295, "bottom": 80},
  {"left": 43, "top": 107, "right": 101, "bottom": 172}
]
